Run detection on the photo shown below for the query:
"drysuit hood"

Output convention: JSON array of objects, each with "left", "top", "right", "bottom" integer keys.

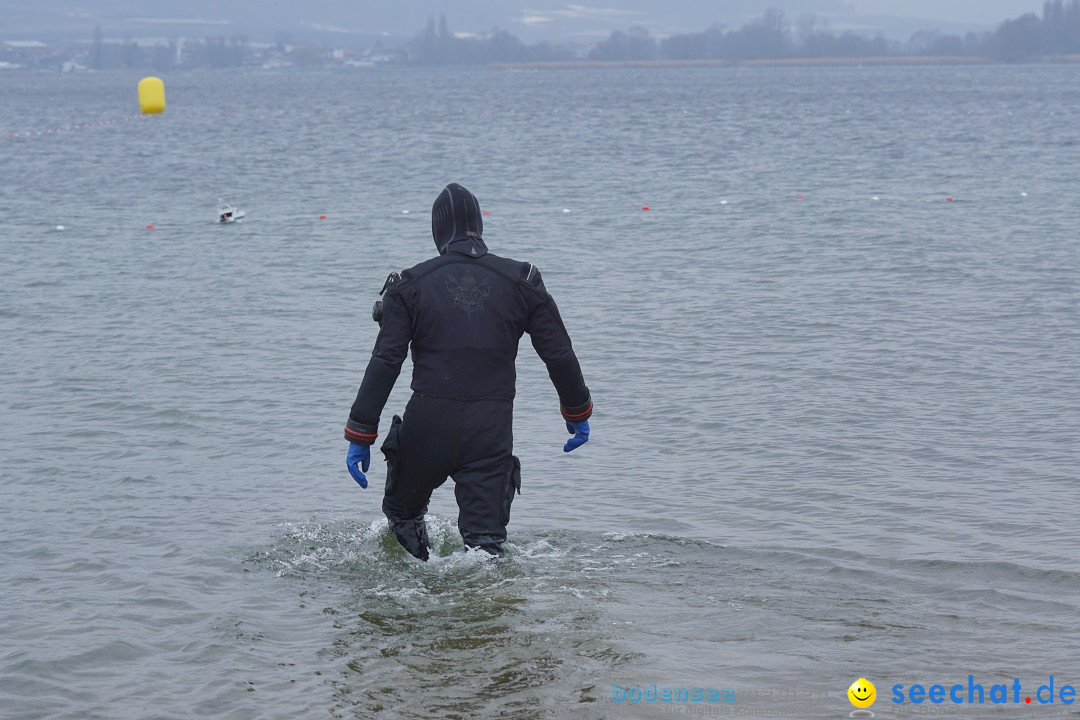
[{"left": 432, "top": 183, "right": 487, "bottom": 257}]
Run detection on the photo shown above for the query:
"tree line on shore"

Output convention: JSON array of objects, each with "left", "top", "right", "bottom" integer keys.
[
  {"left": 410, "top": 0, "right": 1080, "bottom": 65},
  {"left": 11, "top": 0, "right": 1079, "bottom": 71}
]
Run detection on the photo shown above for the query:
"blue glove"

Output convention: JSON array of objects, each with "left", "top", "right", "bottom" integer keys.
[
  {"left": 563, "top": 420, "right": 590, "bottom": 453},
  {"left": 346, "top": 442, "right": 370, "bottom": 489}
]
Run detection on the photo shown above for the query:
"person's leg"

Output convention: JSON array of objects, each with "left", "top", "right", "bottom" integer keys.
[
  {"left": 381, "top": 395, "right": 458, "bottom": 561},
  {"left": 452, "top": 401, "right": 517, "bottom": 556}
]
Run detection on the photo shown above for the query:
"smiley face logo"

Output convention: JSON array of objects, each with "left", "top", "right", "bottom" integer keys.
[{"left": 848, "top": 678, "right": 876, "bottom": 709}]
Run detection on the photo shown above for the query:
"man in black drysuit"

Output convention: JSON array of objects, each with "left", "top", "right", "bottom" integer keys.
[{"left": 343, "top": 183, "right": 593, "bottom": 560}]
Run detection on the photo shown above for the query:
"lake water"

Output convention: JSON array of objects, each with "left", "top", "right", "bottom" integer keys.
[{"left": 1, "top": 64, "right": 1078, "bottom": 719}]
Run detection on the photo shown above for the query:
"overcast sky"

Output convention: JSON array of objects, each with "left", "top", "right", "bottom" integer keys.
[
  {"left": 0, "top": 0, "right": 1054, "bottom": 43},
  {"left": 849, "top": 0, "right": 1044, "bottom": 23}
]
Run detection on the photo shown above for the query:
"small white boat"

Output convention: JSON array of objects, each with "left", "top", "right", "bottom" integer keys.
[{"left": 217, "top": 202, "right": 246, "bottom": 224}]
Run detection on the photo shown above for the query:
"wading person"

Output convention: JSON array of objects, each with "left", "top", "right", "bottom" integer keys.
[{"left": 343, "top": 183, "right": 593, "bottom": 560}]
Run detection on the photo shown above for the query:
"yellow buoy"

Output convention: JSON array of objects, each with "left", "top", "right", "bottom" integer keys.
[{"left": 138, "top": 76, "right": 166, "bottom": 114}]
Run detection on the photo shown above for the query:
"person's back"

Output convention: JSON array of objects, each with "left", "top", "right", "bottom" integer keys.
[{"left": 344, "top": 183, "right": 592, "bottom": 560}]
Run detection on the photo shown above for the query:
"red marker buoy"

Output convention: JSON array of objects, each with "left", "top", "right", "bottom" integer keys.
[
  {"left": 946, "top": 197, "right": 954, "bottom": 202},
  {"left": 642, "top": 206, "right": 650, "bottom": 211},
  {"left": 796, "top": 195, "right": 805, "bottom": 200},
  {"left": 482, "top": 211, "right": 491, "bottom": 216},
  {"left": 319, "top": 214, "right": 327, "bottom": 219},
  {"left": 146, "top": 224, "right": 155, "bottom": 229}
]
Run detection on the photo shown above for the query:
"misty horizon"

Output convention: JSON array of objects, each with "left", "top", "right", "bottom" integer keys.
[{"left": 0, "top": 0, "right": 1051, "bottom": 46}]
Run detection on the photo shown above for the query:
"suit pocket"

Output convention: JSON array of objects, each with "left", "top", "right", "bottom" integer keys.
[
  {"left": 502, "top": 455, "right": 521, "bottom": 525},
  {"left": 380, "top": 415, "right": 403, "bottom": 497}
]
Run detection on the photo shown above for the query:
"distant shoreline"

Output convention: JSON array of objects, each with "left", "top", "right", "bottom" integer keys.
[{"left": 488, "top": 55, "right": 1080, "bottom": 70}]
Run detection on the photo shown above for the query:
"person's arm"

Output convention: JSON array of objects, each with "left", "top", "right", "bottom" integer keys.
[
  {"left": 344, "top": 278, "right": 414, "bottom": 446},
  {"left": 521, "top": 265, "right": 593, "bottom": 424}
]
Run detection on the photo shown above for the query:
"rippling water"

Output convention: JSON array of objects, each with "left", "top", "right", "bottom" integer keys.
[{"left": 1, "top": 65, "right": 1078, "bottom": 719}]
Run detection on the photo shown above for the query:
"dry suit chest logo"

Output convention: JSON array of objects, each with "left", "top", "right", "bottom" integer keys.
[{"left": 446, "top": 272, "right": 490, "bottom": 313}]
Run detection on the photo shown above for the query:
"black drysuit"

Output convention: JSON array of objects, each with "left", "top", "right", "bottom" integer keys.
[{"left": 345, "top": 184, "right": 592, "bottom": 559}]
